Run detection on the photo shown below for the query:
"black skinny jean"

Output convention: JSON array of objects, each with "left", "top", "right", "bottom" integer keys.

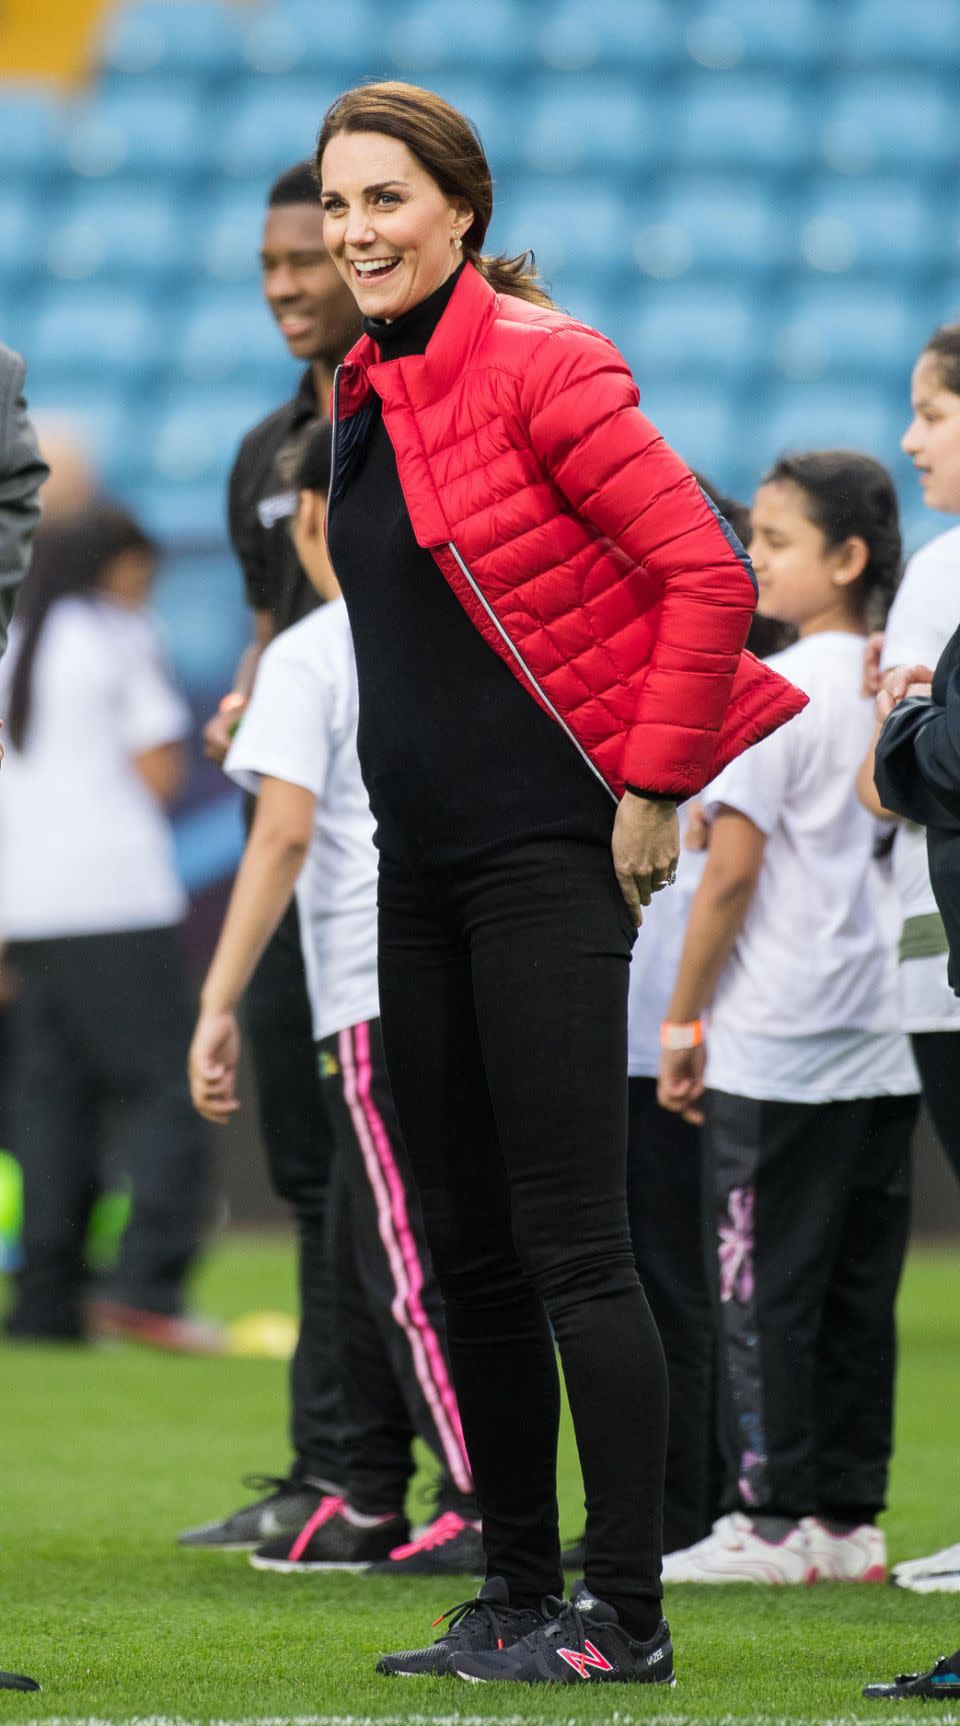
[{"left": 377, "top": 837, "right": 668, "bottom": 1634}]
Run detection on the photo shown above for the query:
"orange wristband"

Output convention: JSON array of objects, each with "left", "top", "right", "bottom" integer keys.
[{"left": 660, "top": 1020, "right": 703, "bottom": 1051}]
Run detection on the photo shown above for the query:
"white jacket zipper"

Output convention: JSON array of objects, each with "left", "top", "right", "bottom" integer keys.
[{"left": 448, "top": 541, "right": 617, "bottom": 802}]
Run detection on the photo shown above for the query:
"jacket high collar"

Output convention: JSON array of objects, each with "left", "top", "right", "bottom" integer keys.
[{"left": 336, "top": 263, "right": 499, "bottom": 418}]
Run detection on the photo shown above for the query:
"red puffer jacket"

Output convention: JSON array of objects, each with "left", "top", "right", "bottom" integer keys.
[{"left": 332, "top": 264, "right": 806, "bottom": 800}]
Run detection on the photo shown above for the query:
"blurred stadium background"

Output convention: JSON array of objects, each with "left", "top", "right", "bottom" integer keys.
[{"left": 2, "top": 0, "right": 959, "bottom": 1227}]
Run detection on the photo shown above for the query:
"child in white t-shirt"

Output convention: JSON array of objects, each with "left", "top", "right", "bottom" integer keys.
[
  {"left": 188, "top": 426, "right": 476, "bottom": 1576},
  {"left": 657, "top": 451, "right": 918, "bottom": 1587},
  {"left": 0, "top": 505, "right": 212, "bottom": 1347}
]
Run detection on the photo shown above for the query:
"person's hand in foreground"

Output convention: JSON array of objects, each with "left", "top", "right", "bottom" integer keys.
[
  {"left": 189, "top": 1009, "right": 241, "bottom": 1124},
  {"left": 612, "top": 793, "right": 680, "bottom": 926},
  {"left": 657, "top": 1044, "right": 706, "bottom": 1126},
  {"left": 877, "top": 663, "right": 935, "bottom": 722},
  {"left": 861, "top": 631, "right": 886, "bottom": 698}
]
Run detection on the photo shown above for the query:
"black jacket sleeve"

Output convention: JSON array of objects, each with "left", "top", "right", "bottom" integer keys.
[
  {"left": 874, "top": 624, "right": 960, "bottom": 829},
  {"left": 227, "top": 434, "right": 271, "bottom": 614}
]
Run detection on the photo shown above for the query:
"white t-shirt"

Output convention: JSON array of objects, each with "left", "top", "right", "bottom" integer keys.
[
  {"left": 226, "top": 600, "right": 379, "bottom": 1043},
  {"left": 880, "top": 525, "right": 960, "bottom": 1031},
  {"left": 627, "top": 809, "right": 705, "bottom": 1078},
  {"left": 702, "top": 632, "right": 918, "bottom": 1103},
  {"left": 0, "top": 598, "right": 189, "bottom": 939}
]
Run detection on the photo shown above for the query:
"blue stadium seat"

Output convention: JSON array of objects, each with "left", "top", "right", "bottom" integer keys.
[
  {"left": 840, "top": 0, "right": 960, "bottom": 69},
  {"left": 0, "top": 87, "right": 63, "bottom": 179},
  {"left": 386, "top": 0, "right": 535, "bottom": 70},
  {"left": 29, "top": 286, "right": 159, "bottom": 378},
  {"left": 627, "top": 282, "right": 761, "bottom": 380},
  {"left": 200, "top": 183, "right": 273, "bottom": 281},
  {"left": 177, "top": 286, "right": 294, "bottom": 382},
  {"left": 97, "top": 0, "right": 245, "bottom": 77},
  {"left": 491, "top": 178, "right": 641, "bottom": 281},
  {"left": 149, "top": 388, "right": 282, "bottom": 485},
  {"left": 799, "top": 179, "right": 940, "bottom": 273},
  {"left": 44, "top": 183, "right": 189, "bottom": 282},
  {"left": 670, "top": 73, "right": 808, "bottom": 170},
  {"left": 763, "top": 382, "right": 901, "bottom": 461},
  {"left": 240, "top": 0, "right": 381, "bottom": 75},
  {"left": 536, "top": 0, "right": 682, "bottom": 71},
  {"left": 0, "top": 187, "right": 47, "bottom": 279},
  {"left": 683, "top": 0, "right": 824, "bottom": 71},
  {"left": 411, "top": 76, "right": 524, "bottom": 172},
  {"left": 63, "top": 80, "right": 208, "bottom": 178},
  {"left": 630, "top": 382, "right": 737, "bottom": 479},
  {"left": 15, "top": 382, "right": 135, "bottom": 480},
  {"left": 651, "top": 176, "right": 787, "bottom": 274},
  {"left": 212, "top": 78, "right": 339, "bottom": 178},
  {"left": 131, "top": 483, "right": 233, "bottom": 545},
  {"left": 520, "top": 77, "right": 659, "bottom": 173},
  {"left": 819, "top": 74, "right": 955, "bottom": 174},
  {"left": 775, "top": 282, "right": 926, "bottom": 381}
]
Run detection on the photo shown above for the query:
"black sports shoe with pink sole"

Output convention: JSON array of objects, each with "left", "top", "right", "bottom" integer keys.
[
  {"left": 452, "top": 1580, "right": 675, "bottom": 1687},
  {"left": 376, "top": 1576, "right": 545, "bottom": 1677}
]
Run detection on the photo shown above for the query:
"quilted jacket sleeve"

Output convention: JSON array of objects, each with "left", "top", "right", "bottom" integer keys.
[{"left": 518, "top": 324, "right": 758, "bottom": 795}]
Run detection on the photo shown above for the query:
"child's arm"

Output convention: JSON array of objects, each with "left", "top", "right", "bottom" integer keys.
[
  {"left": 657, "top": 806, "right": 766, "bottom": 1125},
  {"left": 189, "top": 775, "right": 316, "bottom": 1124}
]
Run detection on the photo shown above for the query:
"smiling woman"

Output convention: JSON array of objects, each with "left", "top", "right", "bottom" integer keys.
[{"left": 313, "top": 77, "right": 806, "bottom": 1688}]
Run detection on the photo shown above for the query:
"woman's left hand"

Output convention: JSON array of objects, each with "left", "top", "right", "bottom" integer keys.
[{"left": 612, "top": 793, "right": 680, "bottom": 926}]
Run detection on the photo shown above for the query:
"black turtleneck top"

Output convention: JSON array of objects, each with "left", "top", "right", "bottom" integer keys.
[{"left": 326, "top": 266, "right": 615, "bottom": 870}]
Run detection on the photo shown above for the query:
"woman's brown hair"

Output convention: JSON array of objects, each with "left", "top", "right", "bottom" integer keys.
[{"left": 315, "top": 81, "right": 554, "bottom": 309}]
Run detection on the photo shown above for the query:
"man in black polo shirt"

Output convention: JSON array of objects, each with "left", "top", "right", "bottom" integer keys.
[{"left": 180, "top": 162, "right": 361, "bottom": 1551}]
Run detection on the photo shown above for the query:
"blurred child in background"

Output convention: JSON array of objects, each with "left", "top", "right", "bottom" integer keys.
[
  {"left": 0, "top": 506, "right": 214, "bottom": 1348},
  {"left": 658, "top": 451, "right": 919, "bottom": 1585}
]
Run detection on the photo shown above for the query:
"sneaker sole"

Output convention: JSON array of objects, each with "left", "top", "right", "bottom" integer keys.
[
  {"left": 455, "top": 1669, "right": 677, "bottom": 1687},
  {"left": 249, "top": 1554, "right": 373, "bottom": 1573},
  {"left": 179, "top": 1538, "right": 262, "bottom": 1551}
]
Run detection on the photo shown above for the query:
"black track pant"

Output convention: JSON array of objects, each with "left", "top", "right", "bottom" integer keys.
[
  {"left": 319, "top": 1018, "right": 473, "bottom": 1517},
  {"left": 377, "top": 839, "right": 668, "bottom": 1636},
  {"left": 706, "top": 1089, "right": 916, "bottom": 1522},
  {"left": 910, "top": 1031, "right": 960, "bottom": 1185},
  {"left": 627, "top": 1077, "right": 718, "bottom": 1552},
  {"left": 4, "top": 927, "right": 212, "bottom": 1338},
  {"left": 244, "top": 900, "right": 346, "bottom": 1488}
]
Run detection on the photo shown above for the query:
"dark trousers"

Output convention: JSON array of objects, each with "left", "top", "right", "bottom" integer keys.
[
  {"left": 5, "top": 926, "right": 212, "bottom": 1338},
  {"left": 706, "top": 1088, "right": 916, "bottom": 1522},
  {"left": 377, "top": 838, "right": 668, "bottom": 1632},
  {"left": 319, "top": 1018, "right": 473, "bottom": 1516},
  {"left": 910, "top": 1031, "right": 960, "bottom": 1184},
  {"left": 627, "top": 1077, "right": 718, "bottom": 1552},
  {"left": 244, "top": 899, "right": 345, "bottom": 1487}
]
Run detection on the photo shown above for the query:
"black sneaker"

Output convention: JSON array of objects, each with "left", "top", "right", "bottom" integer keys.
[
  {"left": 864, "top": 1651, "right": 960, "bottom": 1700},
  {"left": 370, "top": 1511, "right": 485, "bottom": 1577},
  {"left": 0, "top": 1672, "right": 39, "bottom": 1692},
  {"left": 178, "top": 1473, "right": 341, "bottom": 1550},
  {"left": 452, "top": 1579, "right": 674, "bottom": 1686},
  {"left": 250, "top": 1496, "right": 408, "bottom": 1572},
  {"left": 561, "top": 1532, "right": 586, "bottom": 1569},
  {"left": 376, "top": 1576, "right": 545, "bottom": 1677}
]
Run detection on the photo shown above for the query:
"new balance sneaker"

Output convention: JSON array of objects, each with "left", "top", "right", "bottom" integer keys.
[
  {"left": 370, "top": 1511, "right": 484, "bottom": 1577},
  {"left": 0, "top": 1671, "right": 39, "bottom": 1692},
  {"left": 660, "top": 1512, "right": 814, "bottom": 1584},
  {"left": 376, "top": 1576, "right": 544, "bottom": 1677},
  {"left": 250, "top": 1496, "right": 408, "bottom": 1572},
  {"left": 452, "top": 1580, "right": 674, "bottom": 1687},
  {"left": 892, "top": 1541, "right": 960, "bottom": 1594},
  {"left": 864, "top": 1650, "right": 960, "bottom": 1699},
  {"left": 803, "top": 1518, "right": 886, "bottom": 1582},
  {"left": 178, "top": 1473, "right": 341, "bottom": 1550}
]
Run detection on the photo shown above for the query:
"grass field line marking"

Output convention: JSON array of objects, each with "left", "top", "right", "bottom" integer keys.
[{"left": 14, "top": 1714, "right": 960, "bottom": 1726}]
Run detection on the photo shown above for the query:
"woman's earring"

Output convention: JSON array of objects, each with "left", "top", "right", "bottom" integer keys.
[{"left": 454, "top": 233, "right": 463, "bottom": 251}]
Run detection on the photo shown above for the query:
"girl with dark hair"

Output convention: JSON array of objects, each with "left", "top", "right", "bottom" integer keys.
[
  {"left": 0, "top": 506, "right": 213, "bottom": 1347},
  {"left": 658, "top": 451, "right": 919, "bottom": 1586},
  {"left": 277, "top": 80, "right": 805, "bottom": 1683}
]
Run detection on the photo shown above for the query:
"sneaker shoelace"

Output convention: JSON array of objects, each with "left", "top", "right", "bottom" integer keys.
[
  {"left": 390, "top": 1511, "right": 471, "bottom": 1560},
  {"left": 431, "top": 1591, "right": 537, "bottom": 1652},
  {"left": 286, "top": 1495, "right": 345, "bottom": 1563}
]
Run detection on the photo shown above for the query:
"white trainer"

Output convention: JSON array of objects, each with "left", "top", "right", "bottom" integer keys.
[
  {"left": 802, "top": 1518, "right": 886, "bottom": 1582},
  {"left": 891, "top": 1539, "right": 960, "bottom": 1590},
  {"left": 661, "top": 1512, "right": 814, "bottom": 1585}
]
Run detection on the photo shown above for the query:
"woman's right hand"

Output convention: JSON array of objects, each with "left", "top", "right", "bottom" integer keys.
[
  {"left": 189, "top": 1008, "right": 241, "bottom": 1124},
  {"left": 877, "top": 663, "right": 935, "bottom": 722}
]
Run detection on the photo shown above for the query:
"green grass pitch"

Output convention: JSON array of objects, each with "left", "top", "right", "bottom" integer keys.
[{"left": 1, "top": 1238, "right": 958, "bottom": 1725}]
